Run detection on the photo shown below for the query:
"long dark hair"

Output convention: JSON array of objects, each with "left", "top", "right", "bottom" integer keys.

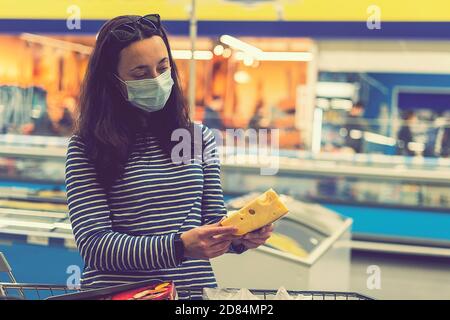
[{"left": 76, "top": 15, "right": 193, "bottom": 190}]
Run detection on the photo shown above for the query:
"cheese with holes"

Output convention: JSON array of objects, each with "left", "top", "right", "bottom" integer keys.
[{"left": 221, "top": 189, "right": 289, "bottom": 236}]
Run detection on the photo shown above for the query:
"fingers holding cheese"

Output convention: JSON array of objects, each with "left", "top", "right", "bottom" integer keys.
[
  {"left": 180, "top": 224, "right": 238, "bottom": 260},
  {"left": 211, "top": 233, "right": 241, "bottom": 243},
  {"left": 244, "top": 224, "right": 274, "bottom": 240},
  {"left": 181, "top": 189, "right": 286, "bottom": 258},
  {"left": 241, "top": 227, "right": 273, "bottom": 248},
  {"left": 200, "top": 225, "right": 238, "bottom": 239},
  {"left": 239, "top": 234, "right": 271, "bottom": 249},
  {"left": 239, "top": 239, "right": 265, "bottom": 249},
  {"left": 208, "top": 246, "right": 232, "bottom": 259},
  {"left": 229, "top": 223, "right": 274, "bottom": 250},
  {"left": 209, "top": 239, "right": 233, "bottom": 251}
]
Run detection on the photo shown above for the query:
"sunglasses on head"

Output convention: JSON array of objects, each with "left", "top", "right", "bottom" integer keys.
[{"left": 109, "top": 14, "right": 161, "bottom": 43}]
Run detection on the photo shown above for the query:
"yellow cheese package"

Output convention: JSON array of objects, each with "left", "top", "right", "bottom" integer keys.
[{"left": 221, "top": 189, "right": 289, "bottom": 236}]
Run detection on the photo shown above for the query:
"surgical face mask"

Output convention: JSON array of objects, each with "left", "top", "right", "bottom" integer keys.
[{"left": 117, "top": 68, "right": 174, "bottom": 112}]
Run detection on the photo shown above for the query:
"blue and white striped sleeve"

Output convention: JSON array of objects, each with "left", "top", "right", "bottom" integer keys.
[
  {"left": 200, "top": 125, "right": 228, "bottom": 226},
  {"left": 200, "top": 126, "right": 247, "bottom": 254},
  {"left": 65, "top": 136, "right": 183, "bottom": 272}
]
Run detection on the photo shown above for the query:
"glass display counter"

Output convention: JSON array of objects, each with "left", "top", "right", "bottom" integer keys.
[{"left": 1, "top": 134, "right": 449, "bottom": 253}]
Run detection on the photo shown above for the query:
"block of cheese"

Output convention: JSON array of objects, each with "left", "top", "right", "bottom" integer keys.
[{"left": 221, "top": 189, "right": 289, "bottom": 236}]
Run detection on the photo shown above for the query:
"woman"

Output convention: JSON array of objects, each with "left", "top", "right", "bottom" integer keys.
[{"left": 65, "top": 14, "right": 273, "bottom": 299}]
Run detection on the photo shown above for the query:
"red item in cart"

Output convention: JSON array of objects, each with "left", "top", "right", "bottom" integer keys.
[{"left": 111, "top": 282, "right": 176, "bottom": 300}]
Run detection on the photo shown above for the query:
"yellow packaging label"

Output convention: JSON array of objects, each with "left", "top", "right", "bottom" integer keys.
[{"left": 221, "top": 189, "right": 289, "bottom": 236}]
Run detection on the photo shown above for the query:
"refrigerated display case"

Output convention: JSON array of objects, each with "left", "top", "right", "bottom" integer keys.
[
  {"left": 0, "top": 134, "right": 71, "bottom": 250},
  {"left": 220, "top": 149, "right": 450, "bottom": 209},
  {"left": 1, "top": 134, "right": 450, "bottom": 255},
  {"left": 0, "top": 134, "right": 67, "bottom": 186},
  {"left": 211, "top": 193, "right": 353, "bottom": 292},
  {"left": 220, "top": 149, "right": 450, "bottom": 256}
]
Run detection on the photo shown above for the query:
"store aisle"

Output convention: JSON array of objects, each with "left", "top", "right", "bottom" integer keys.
[{"left": 349, "top": 252, "right": 450, "bottom": 300}]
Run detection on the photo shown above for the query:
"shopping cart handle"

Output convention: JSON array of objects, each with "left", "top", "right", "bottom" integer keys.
[{"left": 0, "top": 252, "right": 12, "bottom": 273}]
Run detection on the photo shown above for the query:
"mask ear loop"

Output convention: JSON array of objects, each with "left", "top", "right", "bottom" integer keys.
[{"left": 109, "top": 72, "right": 129, "bottom": 101}]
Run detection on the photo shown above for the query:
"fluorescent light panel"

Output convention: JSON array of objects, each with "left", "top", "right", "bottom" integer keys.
[
  {"left": 220, "top": 35, "right": 262, "bottom": 56},
  {"left": 20, "top": 33, "right": 92, "bottom": 55},
  {"left": 171, "top": 50, "right": 213, "bottom": 60},
  {"left": 220, "top": 35, "right": 312, "bottom": 62}
]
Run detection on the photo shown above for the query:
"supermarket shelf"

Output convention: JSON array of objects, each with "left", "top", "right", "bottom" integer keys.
[
  {"left": 310, "top": 197, "right": 450, "bottom": 213},
  {"left": 2, "top": 144, "right": 450, "bottom": 184},
  {"left": 0, "top": 228, "right": 74, "bottom": 241},
  {"left": 1, "top": 211, "right": 449, "bottom": 259},
  {"left": 352, "top": 233, "right": 450, "bottom": 249},
  {"left": 1, "top": 139, "right": 449, "bottom": 251},
  {"left": 0, "top": 176, "right": 65, "bottom": 187},
  {"left": 221, "top": 156, "right": 450, "bottom": 185},
  {"left": 0, "top": 207, "right": 67, "bottom": 219},
  {"left": 344, "top": 240, "right": 450, "bottom": 258},
  {"left": 0, "top": 193, "right": 67, "bottom": 204},
  {"left": 0, "top": 217, "right": 71, "bottom": 231},
  {"left": 0, "top": 134, "right": 68, "bottom": 148},
  {"left": 0, "top": 145, "right": 66, "bottom": 160}
]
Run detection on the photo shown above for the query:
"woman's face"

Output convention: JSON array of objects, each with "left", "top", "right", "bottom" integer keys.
[{"left": 117, "top": 35, "right": 170, "bottom": 81}]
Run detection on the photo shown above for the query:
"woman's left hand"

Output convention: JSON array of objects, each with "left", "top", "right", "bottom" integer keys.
[{"left": 233, "top": 224, "right": 274, "bottom": 249}]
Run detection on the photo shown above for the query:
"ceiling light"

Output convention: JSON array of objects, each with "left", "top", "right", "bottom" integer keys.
[
  {"left": 220, "top": 35, "right": 262, "bottom": 57},
  {"left": 171, "top": 50, "right": 213, "bottom": 60},
  {"left": 20, "top": 33, "right": 92, "bottom": 55},
  {"left": 234, "top": 71, "right": 251, "bottom": 84},
  {"left": 213, "top": 44, "right": 225, "bottom": 56},
  {"left": 243, "top": 55, "right": 254, "bottom": 66}
]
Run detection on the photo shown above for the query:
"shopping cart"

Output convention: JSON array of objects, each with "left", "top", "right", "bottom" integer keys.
[
  {"left": 0, "top": 252, "right": 81, "bottom": 300},
  {"left": 0, "top": 252, "right": 373, "bottom": 300},
  {"left": 189, "top": 289, "right": 373, "bottom": 300}
]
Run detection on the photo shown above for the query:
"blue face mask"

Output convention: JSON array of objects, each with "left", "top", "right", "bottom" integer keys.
[{"left": 117, "top": 68, "right": 174, "bottom": 112}]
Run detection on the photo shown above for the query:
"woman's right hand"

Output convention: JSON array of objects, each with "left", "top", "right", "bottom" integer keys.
[{"left": 180, "top": 223, "right": 239, "bottom": 260}]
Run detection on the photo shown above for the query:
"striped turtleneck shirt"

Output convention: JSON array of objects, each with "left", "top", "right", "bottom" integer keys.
[{"left": 65, "top": 124, "right": 242, "bottom": 299}]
